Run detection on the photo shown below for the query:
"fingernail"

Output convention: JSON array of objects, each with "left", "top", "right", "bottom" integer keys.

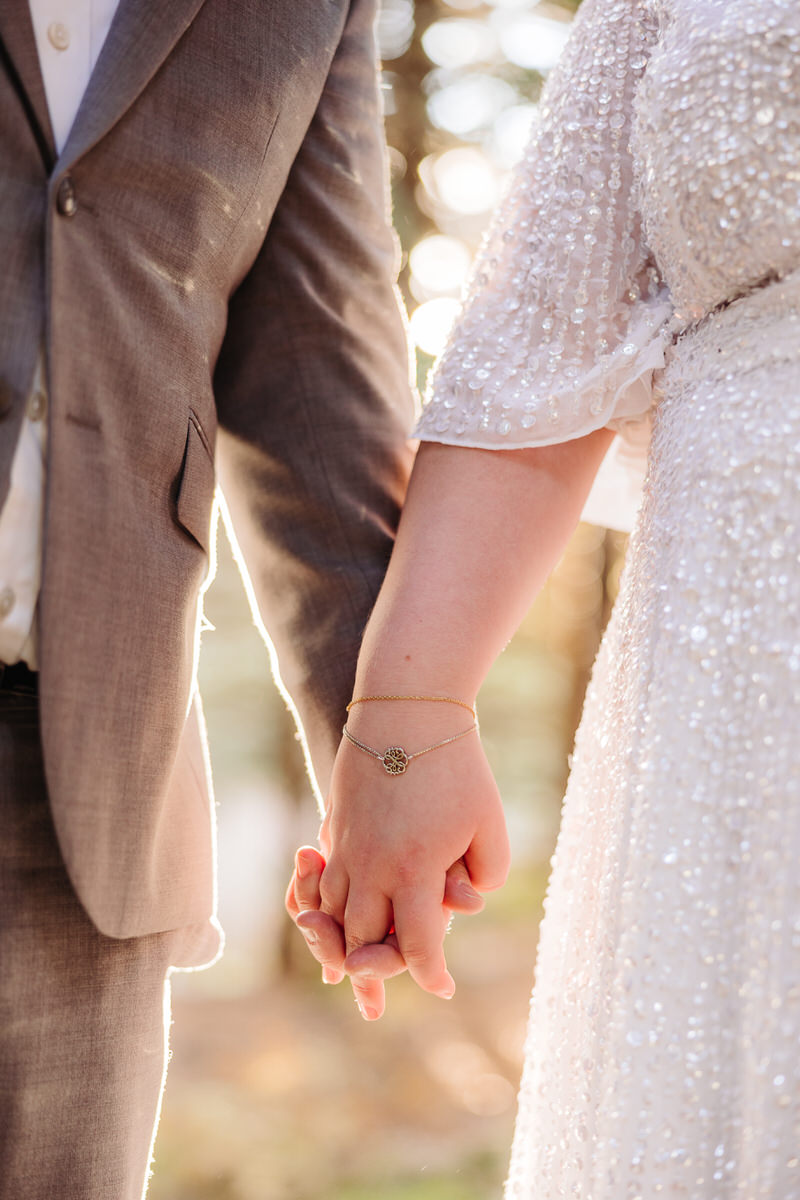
[
  {"left": 457, "top": 881, "right": 481, "bottom": 899},
  {"left": 322, "top": 967, "right": 341, "bottom": 984},
  {"left": 356, "top": 1000, "right": 378, "bottom": 1021},
  {"left": 303, "top": 929, "right": 319, "bottom": 947},
  {"left": 435, "top": 973, "right": 456, "bottom": 1000},
  {"left": 296, "top": 852, "right": 312, "bottom": 879}
]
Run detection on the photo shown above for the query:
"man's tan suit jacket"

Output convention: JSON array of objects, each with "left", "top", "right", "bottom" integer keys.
[{"left": 0, "top": 0, "right": 415, "bottom": 959}]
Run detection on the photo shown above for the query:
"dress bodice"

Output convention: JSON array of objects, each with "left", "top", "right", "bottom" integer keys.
[
  {"left": 634, "top": 0, "right": 800, "bottom": 321},
  {"left": 414, "top": 0, "right": 800, "bottom": 474}
]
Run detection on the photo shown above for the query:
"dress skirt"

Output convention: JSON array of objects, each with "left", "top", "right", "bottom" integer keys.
[{"left": 505, "top": 274, "right": 800, "bottom": 1200}]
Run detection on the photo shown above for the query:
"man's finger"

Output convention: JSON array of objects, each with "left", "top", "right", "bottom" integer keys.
[
  {"left": 443, "top": 858, "right": 485, "bottom": 914},
  {"left": 293, "top": 845, "right": 326, "bottom": 912},
  {"left": 342, "top": 889, "right": 400, "bottom": 1020},
  {"left": 347, "top": 936, "right": 407, "bottom": 1022},
  {"left": 345, "top": 940, "right": 406, "bottom": 979},
  {"left": 285, "top": 869, "right": 302, "bottom": 920},
  {"left": 392, "top": 885, "right": 455, "bottom": 999},
  {"left": 350, "top": 974, "right": 386, "bottom": 1020},
  {"left": 295, "top": 909, "right": 346, "bottom": 984}
]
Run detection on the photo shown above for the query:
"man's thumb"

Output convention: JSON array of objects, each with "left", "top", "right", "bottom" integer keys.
[{"left": 443, "top": 858, "right": 485, "bottom": 913}]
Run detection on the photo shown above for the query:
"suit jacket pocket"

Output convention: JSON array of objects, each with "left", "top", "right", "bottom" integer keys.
[{"left": 174, "top": 412, "right": 216, "bottom": 552}]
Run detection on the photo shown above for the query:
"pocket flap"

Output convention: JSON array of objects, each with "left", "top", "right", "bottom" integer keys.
[{"left": 175, "top": 416, "right": 216, "bottom": 551}]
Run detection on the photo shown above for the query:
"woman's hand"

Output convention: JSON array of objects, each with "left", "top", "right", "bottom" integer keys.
[
  {"left": 316, "top": 709, "right": 510, "bottom": 1005},
  {"left": 286, "top": 431, "right": 612, "bottom": 1017}
]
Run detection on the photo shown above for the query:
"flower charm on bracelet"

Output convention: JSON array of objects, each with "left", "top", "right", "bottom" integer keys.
[
  {"left": 342, "top": 722, "right": 478, "bottom": 774},
  {"left": 382, "top": 747, "right": 410, "bottom": 775}
]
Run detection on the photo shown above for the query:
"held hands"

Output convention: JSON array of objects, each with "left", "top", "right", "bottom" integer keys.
[
  {"left": 285, "top": 434, "right": 609, "bottom": 1015},
  {"left": 285, "top": 847, "right": 484, "bottom": 1018},
  {"left": 285, "top": 714, "right": 510, "bottom": 1019}
]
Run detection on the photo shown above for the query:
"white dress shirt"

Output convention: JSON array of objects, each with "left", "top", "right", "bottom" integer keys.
[{"left": 0, "top": 0, "right": 120, "bottom": 667}]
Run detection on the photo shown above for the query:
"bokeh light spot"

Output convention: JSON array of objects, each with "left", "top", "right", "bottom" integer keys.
[
  {"left": 495, "top": 11, "right": 571, "bottom": 71},
  {"left": 427, "top": 73, "right": 517, "bottom": 136},
  {"left": 409, "top": 234, "right": 473, "bottom": 298},
  {"left": 376, "top": 0, "right": 415, "bottom": 60},
  {"left": 419, "top": 146, "right": 503, "bottom": 215},
  {"left": 422, "top": 18, "right": 497, "bottom": 69},
  {"left": 409, "top": 297, "right": 463, "bottom": 357}
]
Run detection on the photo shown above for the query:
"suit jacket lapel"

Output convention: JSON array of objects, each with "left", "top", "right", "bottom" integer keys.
[
  {"left": 57, "top": 0, "right": 208, "bottom": 172},
  {"left": 0, "top": 1, "right": 56, "bottom": 172}
]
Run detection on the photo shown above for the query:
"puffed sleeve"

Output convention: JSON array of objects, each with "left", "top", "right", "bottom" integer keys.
[{"left": 415, "top": 0, "right": 673, "bottom": 468}]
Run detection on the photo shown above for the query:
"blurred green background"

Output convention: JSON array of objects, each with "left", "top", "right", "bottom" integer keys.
[{"left": 151, "top": 1, "right": 630, "bottom": 1197}]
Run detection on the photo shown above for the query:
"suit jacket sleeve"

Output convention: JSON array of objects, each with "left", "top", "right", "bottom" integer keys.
[{"left": 213, "top": 0, "right": 416, "bottom": 805}]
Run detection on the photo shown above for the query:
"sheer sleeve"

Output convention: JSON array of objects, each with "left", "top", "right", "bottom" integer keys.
[{"left": 414, "top": 0, "right": 673, "bottom": 461}]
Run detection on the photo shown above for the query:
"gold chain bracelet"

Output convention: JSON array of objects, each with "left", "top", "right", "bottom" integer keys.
[{"left": 342, "top": 721, "right": 478, "bottom": 776}]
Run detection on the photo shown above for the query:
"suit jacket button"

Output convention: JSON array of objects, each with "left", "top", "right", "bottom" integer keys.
[{"left": 56, "top": 176, "right": 77, "bottom": 217}]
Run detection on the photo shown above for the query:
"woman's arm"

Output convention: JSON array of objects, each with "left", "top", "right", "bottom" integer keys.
[
  {"left": 287, "top": 0, "right": 668, "bottom": 1017},
  {"left": 317, "top": 428, "right": 614, "bottom": 1008}
]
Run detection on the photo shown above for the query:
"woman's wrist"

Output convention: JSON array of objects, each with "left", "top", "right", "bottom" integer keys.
[{"left": 353, "top": 635, "right": 486, "bottom": 704}]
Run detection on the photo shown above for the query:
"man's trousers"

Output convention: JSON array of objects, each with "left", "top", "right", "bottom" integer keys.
[{"left": 0, "top": 665, "right": 195, "bottom": 1200}]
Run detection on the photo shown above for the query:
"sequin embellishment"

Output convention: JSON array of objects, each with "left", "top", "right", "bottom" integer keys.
[{"left": 406, "top": 0, "right": 800, "bottom": 1195}]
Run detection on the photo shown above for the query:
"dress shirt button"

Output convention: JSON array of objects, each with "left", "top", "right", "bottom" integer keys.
[
  {"left": 27, "top": 390, "right": 46, "bottom": 422},
  {"left": 0, "top": 587, "right": 15, "bottom": 620},
  {"left": 56, "top": 176, "right": 77, "bottom": 217},
  {"left": 47, "top": 22, "right": 71, "bottom": 51}
]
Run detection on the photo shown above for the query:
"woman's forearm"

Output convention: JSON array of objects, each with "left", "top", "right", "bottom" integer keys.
[
  {"left": 354, "top": 429, "right": 615, "bottom": 702},
  {"left": 309, "top": 428, "right": 615, "bottom": 1009}
]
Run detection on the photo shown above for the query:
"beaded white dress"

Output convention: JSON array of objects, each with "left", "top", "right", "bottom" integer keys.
[{"left": 416, "top": 0, "right": 800, "bottom": 1196}]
